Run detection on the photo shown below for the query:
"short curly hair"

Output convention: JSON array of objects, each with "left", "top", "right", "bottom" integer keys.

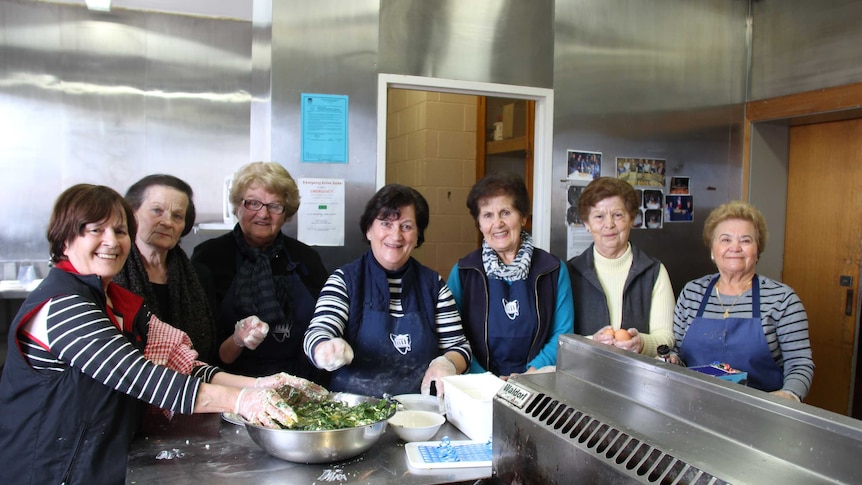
[
  {"left": 229, "top": 162, "right": 300, "bottom": 218},
  {"left": 466, "top": 172, "right": 531, "bottom": 223},
  {"left": 359, "top": 184, "right": 430, "bottom": 248},
  {"left": 702, "top": 201, "right": 768, "bottom": 257},
  {"left": 577, "top": 177, "right": 639, "bottom": 222}
]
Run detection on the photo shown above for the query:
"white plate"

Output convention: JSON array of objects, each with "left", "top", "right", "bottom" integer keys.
[{"left": 221, "top": 412, "right": 245, "bottom": 426}]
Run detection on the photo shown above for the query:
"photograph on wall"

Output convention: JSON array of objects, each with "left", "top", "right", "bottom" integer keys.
[
  {"left": 616, "top": 157, "right": 666, "bottom": 187},
  {"left": 643, "top": 189, "right": 663, "bottom": 211},
  {"left": 645, "top": 209, "right": 663, "bottom": 229},
  {"left": 670, "top": 176, "right": 690, "bottom": 195},
  {"left": 567, "top": 150, "right": 602, "bottom": 181},
  {"left": 634, "top": 209, "right": 644, "bottom": 229},
  {"left": 665, "top": 194, "right": 694, "bottom": 222},
  {"left": 566, "top": 184, "right": 584, "bottom": 226},
  {"left": 565, "top": 183, "right": 594, "bottom": 260}
]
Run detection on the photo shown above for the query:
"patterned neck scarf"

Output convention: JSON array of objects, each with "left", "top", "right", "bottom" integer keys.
[
  {"left": 482, "top": 230, "right": 534, "bottom": 281},
  {"left": 232, "top": 226, "right": 293, "bottom": 340}
]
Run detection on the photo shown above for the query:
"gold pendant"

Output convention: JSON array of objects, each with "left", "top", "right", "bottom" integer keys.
[{"left": 723, "top": 310, "right": 729, "bottom": 319}]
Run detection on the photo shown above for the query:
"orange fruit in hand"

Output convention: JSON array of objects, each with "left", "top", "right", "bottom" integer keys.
[
  {"left": 614, "top": 329, "right": 632, "bottom": 341},
  {"left": 600, "top": 328, "right": 615, "bottom": 337}
]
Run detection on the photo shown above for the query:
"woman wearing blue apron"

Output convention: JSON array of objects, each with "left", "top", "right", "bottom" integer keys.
[
  {"left": 304, "top": 185, "right": 472, "bottom": 397},
  {"left": 672, "top": 201, "right": 814, "bottom": 402},
  {"left": 447, "top": 172, "right": 574, "bottom": 379}
]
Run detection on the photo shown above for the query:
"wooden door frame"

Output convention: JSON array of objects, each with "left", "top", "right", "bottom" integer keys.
[
  {"left": 744, "top": 82, "right": 862, "bottom": 194},
  {"left": 376, "top": 74, "right": 554, "bottom": 250}
]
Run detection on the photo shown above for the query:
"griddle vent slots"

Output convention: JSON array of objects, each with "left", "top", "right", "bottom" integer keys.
[{"left": 522, "top": 393, "right": 730, "bottom": 485}]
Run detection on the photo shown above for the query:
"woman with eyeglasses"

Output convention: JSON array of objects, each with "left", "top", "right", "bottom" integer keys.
[{"left": 192, "top": 162, "right": 329, "bottom": 381}]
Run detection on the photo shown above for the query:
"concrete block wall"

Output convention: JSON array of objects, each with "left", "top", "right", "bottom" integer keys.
[{"left": 387, "top": 89, "right": 479, "bottom": 277}]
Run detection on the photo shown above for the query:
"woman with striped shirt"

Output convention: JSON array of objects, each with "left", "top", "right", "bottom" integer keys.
[
  {"left": 672, "top": 201, "right": 814, "bottom": 401},
  {"left": 304, "top": 184, "right": 471, "bottom": 397},
  {"left": 0, "top": 184, "right": 306, "bottom": 484}
]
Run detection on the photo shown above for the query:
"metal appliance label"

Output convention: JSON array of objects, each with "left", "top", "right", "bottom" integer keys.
[{"left": 498, "top": 382, "right": 531, "bottom": 408}]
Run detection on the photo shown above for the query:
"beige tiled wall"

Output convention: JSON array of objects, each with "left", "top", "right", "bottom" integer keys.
[{"left": 387, "top": 89, "right": 479, "bottom": 277}]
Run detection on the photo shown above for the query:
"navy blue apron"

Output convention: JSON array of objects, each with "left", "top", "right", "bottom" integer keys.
[
  {"left": 222, "top": 269, "right": 318, "bottom": 378},
  {"left": 330, "top": 271, "right": 438, "bottom": 397},
  {"left": 680, "top": 275, "right": 784, "bottom": 392},
  {"left": 486, "top": 279, "right": 537, "bottom": 376}
]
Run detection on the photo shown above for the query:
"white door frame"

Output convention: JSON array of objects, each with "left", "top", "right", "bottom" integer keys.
[{"left": 376, "top": 74, "right": 555, "bottom": 250}]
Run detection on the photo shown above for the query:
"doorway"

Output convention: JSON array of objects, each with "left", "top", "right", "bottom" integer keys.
[
  {"left": 746, "top": 82, "right": 862, "bottom": 417},
  {"left": 376, "top": 74, "right": 554, "bottom": 252}
]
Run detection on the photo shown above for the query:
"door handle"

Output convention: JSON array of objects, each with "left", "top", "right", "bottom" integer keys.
[{"left": 845, "top": 288, "right": 854, "bottom": 316}]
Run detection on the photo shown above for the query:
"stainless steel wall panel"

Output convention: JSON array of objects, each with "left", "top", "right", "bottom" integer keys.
[
  {"left": 550, "top": 0, "right": 748, "bottom": 289},
  {"left": 0, "top": 0, "right": 251, "bottom": 264},
  {"left": 750, "top": 0, "right": 862, "bottom": 101},
  {"left": 266, "top": 0, "right": 381, "bottom": 267},
  {"left": 379, "top": 0, "right": 554, "bottom": 88}
]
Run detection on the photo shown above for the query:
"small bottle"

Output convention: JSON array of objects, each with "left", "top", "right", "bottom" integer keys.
[{"left": 657, "top": 345, "right": 671, "bottom": 363}]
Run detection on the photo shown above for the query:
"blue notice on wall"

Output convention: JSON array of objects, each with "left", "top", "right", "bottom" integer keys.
[{"left": 301, "top": 93, "right": 349, "bottom": 163}]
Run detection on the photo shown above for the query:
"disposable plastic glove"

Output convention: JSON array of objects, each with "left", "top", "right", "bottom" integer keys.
[
  {"left": 592, "top": 325, "right": 615, "bottom": 345},
  {"left": 255, "top": 372, "right": 329, "bottom": 401},
  {"left": 234, "top": 387, "right": 297, "bottom": 428},
  {"left": 421, "top": 355, "right": 457, "bottom": 398},
  {"left": 613, "top": 328, "right": 644, "bottom": 354},
  {"left": 232, "top": 316, "right": 269, "bottom": 350},
  {"left": 313, "top": 338, "right": 354, "bottom": 371}
]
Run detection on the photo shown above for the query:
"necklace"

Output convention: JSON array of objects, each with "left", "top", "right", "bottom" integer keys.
[{"left": 715, "top": 280, "right": 751, "bottom": 318}]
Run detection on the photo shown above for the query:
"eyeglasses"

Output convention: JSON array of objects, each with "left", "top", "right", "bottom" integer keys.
[{"left": 242, "top": 199, "right": 286, "bottom": 215}]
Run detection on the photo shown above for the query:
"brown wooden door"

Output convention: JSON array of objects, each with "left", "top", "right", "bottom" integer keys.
[{"left": 783, "top": 118, "right": 862, "bottom": 414}]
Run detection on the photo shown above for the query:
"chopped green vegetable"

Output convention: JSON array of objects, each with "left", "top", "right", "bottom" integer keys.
[{"left": 277, "top": 398, "right": 396, "bottom": 431}]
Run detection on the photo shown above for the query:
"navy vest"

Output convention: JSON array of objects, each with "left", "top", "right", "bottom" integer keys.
[
  {"left": 0, "top": 268, "right": 149, "bottom": 485},
  {"left": 456, "top": 248, "right": 560, "bottom": 374}
]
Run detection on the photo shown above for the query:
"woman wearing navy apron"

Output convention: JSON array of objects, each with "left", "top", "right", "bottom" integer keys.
[
  {"left": 303, "top": 185, "right": 471, "bottom": 397},
  {"left": 671, "top": 201, "right": 814, "bottom": 402},
  {"left": 447, "top": 172, "right": 574, "bottom": 379}
]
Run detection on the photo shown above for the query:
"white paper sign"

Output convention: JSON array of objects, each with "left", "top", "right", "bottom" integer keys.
[{"left": 297, "top": 178, "right": 345, "bottom": 246}]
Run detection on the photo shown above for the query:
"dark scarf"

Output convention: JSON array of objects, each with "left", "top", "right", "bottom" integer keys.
[
  {"left": 113, "top": 244, "right": 215, "bottom": 360},
  {"left": 232, "top": 226, "right": 295, "bottom": 340}
]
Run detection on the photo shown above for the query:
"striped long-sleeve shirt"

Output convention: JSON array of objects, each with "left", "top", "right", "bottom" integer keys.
[
  {"left": 673, "top": 273, "right": 814, "bottom": 399},
  {"left": 304, "top": 269, "right": 472, "bottom": 366},
  {"left": 19, "top": 293, "right": 215, "bottom": 414}
]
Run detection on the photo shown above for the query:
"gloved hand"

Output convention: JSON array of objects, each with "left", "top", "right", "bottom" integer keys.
[
  {"left": 592, "top": 325, "right": 615, "bottom": 345},
  {"left": 255, "top": 372, "right": 329, "bottom": 401},
  {"left": 313, "top": 338, "right": 354, "bottom": 371},
  {"left": 613, "top": 328, "right": 644, "bottom": 354},
  {"left": 421, "top": 355, "right": 457, "bottom": 398},
  {"left": 234, "top": 387, "right": 297, "bottom": 428},
  {"left": 232, "top": 316, "right": 269, "bottom": 350}
]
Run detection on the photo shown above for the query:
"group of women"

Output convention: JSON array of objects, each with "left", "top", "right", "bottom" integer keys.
[{"left": 0, "top": 162, "right": 814, "bottom": 483}]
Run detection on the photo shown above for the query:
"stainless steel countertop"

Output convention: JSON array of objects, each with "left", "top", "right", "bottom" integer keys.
[{"left": 126, "top": 413, "right": 491, "bottom": 485}]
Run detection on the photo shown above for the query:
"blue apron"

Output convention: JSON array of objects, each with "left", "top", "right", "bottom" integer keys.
[
  {"left": 680, "top": 275, "right": 784, "bottom": 392},
  {"left": 330, "top": 268, "right": 438, "bottom": 397},
  {"left": 486, "top": 279, "right": 537, "bottom": 376},
  {"left": 222, "top": 270, "right": 318, "bottom": 378}
]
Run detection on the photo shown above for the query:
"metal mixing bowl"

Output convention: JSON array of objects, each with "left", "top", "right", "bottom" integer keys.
[{"left": 243, "top": 392, "right": 395, "bottom": 464}]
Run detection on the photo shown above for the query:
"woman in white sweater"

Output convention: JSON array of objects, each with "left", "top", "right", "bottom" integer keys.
[{"left": 567, "top": 177, "right": 675, "bottom": 357}]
